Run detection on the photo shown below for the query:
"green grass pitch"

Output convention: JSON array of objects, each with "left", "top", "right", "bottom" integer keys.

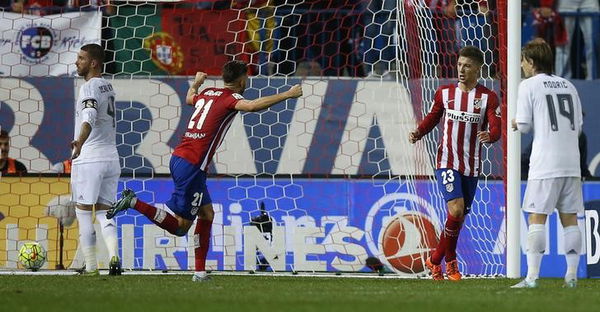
[{"left": 2, "top": 274, "right": 599, "bottom": 312}]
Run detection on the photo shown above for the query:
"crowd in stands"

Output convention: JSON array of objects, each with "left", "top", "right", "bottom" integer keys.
[{"left": 0, "top": 0, "right": 597, "bottom": 78}]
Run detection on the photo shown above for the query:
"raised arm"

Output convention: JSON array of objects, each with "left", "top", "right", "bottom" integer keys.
[
  {"left": 235, "top": 84, "right": 303, "bottom": 112},
  {"left": 186, "top": 72, "right": 208, "bottom": 105}
]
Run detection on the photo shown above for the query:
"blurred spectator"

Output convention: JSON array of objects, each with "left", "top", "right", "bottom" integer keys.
[
  {"left": 445, "top": 0, "right": 496, "bottom": 77},
  {"left": 294, "top": 61, "right": 322, "bottom": 77},
  {"left": 555, "top": 0, "right": 599, "bottom": 80},
  {"left": 11, "top": 0, "right": 67, "bottom": 15},
  {"left": 0, "top": 130, "right": 27, "bottom": 175},
  {"left": 271, "top": 0, "right": 366, "bottom": 77},
  {"left": 526, "top": 0, "right": 567, "bottom": 60}
]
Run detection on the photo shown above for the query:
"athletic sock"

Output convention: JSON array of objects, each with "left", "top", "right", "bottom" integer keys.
[
  {"left": 133, "top": 200, "right": 181, "bottom": 235},
  {"left": 563, "top": 225, "right": 582, "bottom": 279},
  {"left": 444, "top": 214, "right": 464, "bottom": 262},
  {"left": 526, "top": 224, "right": 546, "bottom": 282},
  {"left": 76, "top": 208, "right": 97, "bottom": 271},
  {"left": 194, "top": 219, "right": 213, "bottom": 272},
  {"left": 96, "top": 210, "right": 118, "bottom": 260}
]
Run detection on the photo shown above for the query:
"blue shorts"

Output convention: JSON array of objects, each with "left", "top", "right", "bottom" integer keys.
[
  {"left": 435, "top": 169, "right": 478, "bottom": 214},
  {"left": 165, "top": 155, "right": 212, "bottom": 221}
]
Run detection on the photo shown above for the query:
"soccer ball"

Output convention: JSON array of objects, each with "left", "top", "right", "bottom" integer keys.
[{"left": 18, "top": 242, "right": 46, "bottom": 271}]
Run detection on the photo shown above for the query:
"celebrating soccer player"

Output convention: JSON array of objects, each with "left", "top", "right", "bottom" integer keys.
[
  {"left": 511, "top": 39, "right": 584, "bottom": 289},
  {"left": 107, "top": 60, "right": 303, "bottom": 282},
  {"left": 408, "top": 46, "right": 501, "bottom": 281},
  {"left": 71, "top": 43, "right": 121, "bottom": 276}
]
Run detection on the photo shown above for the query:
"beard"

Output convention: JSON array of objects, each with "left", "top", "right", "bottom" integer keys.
[{"left": 77, "top": 67, "right": 88, "bottom": 77}]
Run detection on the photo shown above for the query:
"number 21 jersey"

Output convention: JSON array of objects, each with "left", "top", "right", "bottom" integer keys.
[
  {"left": 172, "top": 88, "right": 243, "bottom": 170},
  {"left": 516, "top": 74, "right": 583, "bottom": 179}
]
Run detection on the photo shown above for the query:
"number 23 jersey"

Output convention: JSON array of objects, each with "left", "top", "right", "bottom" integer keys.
[
  {"left": 74, "top": 77, "right": 118, "bottom": 164},
  {"left": 516, "top": 73, "right": 583, "bottom": 179},
  {"left": 173, "top": 88, "right": 243, "bottom": 170}
]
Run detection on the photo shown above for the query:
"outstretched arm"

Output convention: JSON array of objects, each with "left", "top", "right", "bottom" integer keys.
[{"left": 235, "top": 84, "right": 303, "bottom": 112}]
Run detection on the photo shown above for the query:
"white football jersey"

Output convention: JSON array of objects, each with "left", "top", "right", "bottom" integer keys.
[
  {"left": 73, "top": 77, "right": 118, "bottom": 164},
  {"left": 516, "top": 73, "right": 583, "bottom": 179}
]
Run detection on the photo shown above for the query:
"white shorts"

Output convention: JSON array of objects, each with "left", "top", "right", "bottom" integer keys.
[
  {"left": 71, "top": 160, "right": 121, "bottom": 206},
  {"left": 522, "top": 177, "right": 584, "bottom": 215}
]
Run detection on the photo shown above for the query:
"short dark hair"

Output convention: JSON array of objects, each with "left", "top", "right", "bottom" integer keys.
[
  {"left": 458, "top": 46, "right": 484, "bottom": 66},
  {"left": 522, "top": 38, "right": 553, "bottom": 74},
  {"left": 81, "top": 43, "right": 105, "bottom": 66},
  {"left": 0, "top": 129, "right": 8, "bottom": 139},
  {"left": 222, "top": 60, "right": 248, "bottom": 83}
]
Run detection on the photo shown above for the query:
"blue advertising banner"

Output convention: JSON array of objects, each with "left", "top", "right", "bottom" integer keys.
[{"left": 86, "top": 178, "right": 597, "bottom": 278}]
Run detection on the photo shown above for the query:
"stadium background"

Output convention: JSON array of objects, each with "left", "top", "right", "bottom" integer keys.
[{"left": 1, "top": 0, "right": 600, "bottom": 279}]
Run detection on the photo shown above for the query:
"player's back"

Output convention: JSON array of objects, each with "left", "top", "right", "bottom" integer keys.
[
  {"left": 520, "top": 74, "right": 583, "bottom": 179},
  {"left": 173, "top": 87, "right": 243, "bottom": 170},
  {"left": 74, "top": 77, "right": 118, "bottom": 164}
]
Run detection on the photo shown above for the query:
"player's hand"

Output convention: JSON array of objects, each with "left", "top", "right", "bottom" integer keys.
[
  {"left": 477, "top": 131, "right": 491, "bottom": 143},
  {"left": 193, "top": 72, "right": 207, "bottom": 87},
  {"left": 409, "top": 130, "right": 420, "bottom": 144},
  {"left": 70, "top": 140, "right": 81, "bottom": 160},
  {"left": 511, "top": 119, "right": 518, "bottom": 131},
  {"left": 286, "top": 84, "right": 303, "bottom": 99}
]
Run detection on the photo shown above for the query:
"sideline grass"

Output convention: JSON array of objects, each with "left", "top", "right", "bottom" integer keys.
[{"left": 2, "top": 275, "right": 599, "bottom": 312}]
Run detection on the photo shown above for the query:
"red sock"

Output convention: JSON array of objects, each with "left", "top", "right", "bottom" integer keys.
[
  {"left": 194, "top": 219, "right": 213, "bottom": 272},
  {"left": 134, "top": 200, "right": 181, "bottom": 235},
  {"left": 444, "top": 214, "right": 464, "bottom": 262},
  {"left": 431, "top": 231, "right": 446, "bottom": 265}
]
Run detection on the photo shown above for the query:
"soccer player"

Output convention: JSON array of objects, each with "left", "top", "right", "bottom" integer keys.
[
  {"left": 511, "top": 39, "right": 584, "bottom": 289},
  {"left": 107, "top": 60, "right": 302, "bottom": 282},
  {"left": 408, "top": 46, "right": 501, "bottom": 281},
  {"left": 71, "top": 43, "right": 121, "bottom": 275}
]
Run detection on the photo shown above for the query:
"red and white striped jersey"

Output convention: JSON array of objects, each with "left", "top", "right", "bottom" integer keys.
[
  {"left": 417, "top": 83, "right": 501, "bottom": 177},
  {"left": 172, "top": 87, "right": 243, "bottom": 170}
]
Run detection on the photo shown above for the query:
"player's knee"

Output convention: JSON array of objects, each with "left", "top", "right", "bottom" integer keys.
[
  {"left": 199, "top": 205, "right": 214, "bottom": 221},
  {"left": 447, "top": 199, "right": 465, "bottom": 218}
]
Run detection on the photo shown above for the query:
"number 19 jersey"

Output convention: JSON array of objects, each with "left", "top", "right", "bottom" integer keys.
[
  {"left": 516, "top": 73, "right": 583, "bottom": 179},
  {"left": 172, "top": 88, "right": 243, "bottom": 170}
]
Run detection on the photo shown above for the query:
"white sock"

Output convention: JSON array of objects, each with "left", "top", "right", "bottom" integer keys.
[
  {"left": 563, "top": 225, "right": 581, "bottom": 280},
  {"left": 526, "top": 224, "right": 546, "bottom": 282},
  {"left": 76, "top": 208, "right": 97, "bottom": 271},
  {"left": 96, "top": 210, "right": 118, "bottom": 260}
]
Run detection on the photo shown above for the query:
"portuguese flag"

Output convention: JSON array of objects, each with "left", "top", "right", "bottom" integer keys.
[{"left": 112, "top": 1, "right": 248, "bottom": 76}]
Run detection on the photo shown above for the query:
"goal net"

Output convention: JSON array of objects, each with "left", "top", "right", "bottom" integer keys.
[{"left": 0, "top": 0, "right": 507, "bottom": 276}]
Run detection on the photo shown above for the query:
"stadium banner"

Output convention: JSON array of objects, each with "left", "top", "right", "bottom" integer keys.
[
  {"left": 1, "top": 77, "right": 599, "bottom": 176},
  {"left": 585, "top": 200, "right": 600, "bottom": 277},
  {"left": 0, "top": 11, "right": 101, "bottom": 77},
  {"left": 1, "top": 176, "right": 595, "bottom": 277}
]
